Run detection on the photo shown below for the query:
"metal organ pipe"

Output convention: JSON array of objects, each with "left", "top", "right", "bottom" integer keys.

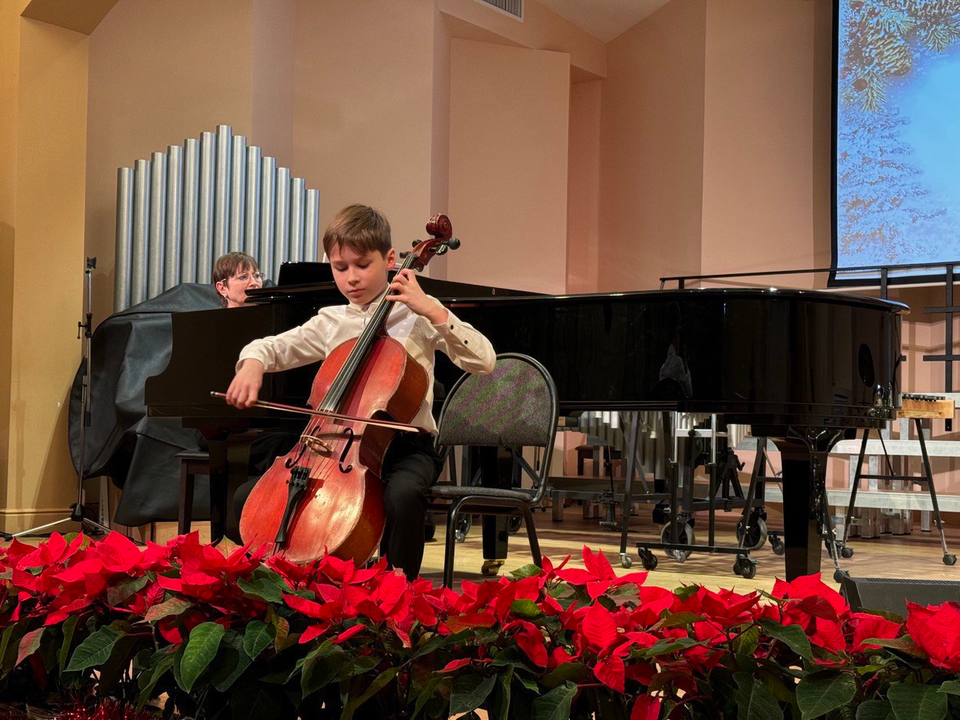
[{"left": 113, "top": 126, "right": 321, "bottom": 311}]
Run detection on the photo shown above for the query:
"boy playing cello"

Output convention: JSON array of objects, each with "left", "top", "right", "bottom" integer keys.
[{"left": 225, "top": 204, "right": 495, "bottom": 579}]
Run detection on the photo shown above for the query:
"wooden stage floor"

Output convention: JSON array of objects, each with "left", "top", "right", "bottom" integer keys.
[{"left": 145, "top": 505, "right": 960, "bottom": 594}]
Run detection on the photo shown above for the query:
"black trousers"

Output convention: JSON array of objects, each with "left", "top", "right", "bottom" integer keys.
[{"left": 232, "top": 432, "right": 442, "bottom": 581}]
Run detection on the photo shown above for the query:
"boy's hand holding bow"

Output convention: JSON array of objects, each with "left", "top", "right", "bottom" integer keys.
[{"left": 387, "top": 269, "right": 449, "bottom": 325}]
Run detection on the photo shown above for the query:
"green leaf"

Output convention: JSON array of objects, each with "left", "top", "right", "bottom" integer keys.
[
  {"left": 300, "top": 642, "right": 346, "bottom": 699},
  {"left": 411, "top": 629, "right": 472, "bottom": 660},
  {"left": 341, "top": 666, "right": 399, "bottom": 720},
  {"left": 209, "top": 631, "right": 252, "bottom": 693},
  {"left": 58, "top": 615, "right": 79, "bottom": 675},
  {"left": 16, "top": 628, "right": 44, "bottom": 667},
  {"left": 516, "top": 672, "right": 541, "bottom": 693},
  {"left": 242, "top": 620, "right": 275, "bottom": 660},
  {"left": 659, "top": 610, "right": 706, "bottom": 629},
  {"left": 137, "top": 648, "right": 177, "bottom": 709},
  {"left": 644, "top": 637, "right": 702, "bottom": 657},
  {"left": 939, "top": 680, "right": 960, "bottom": 697},
  {"left": 796, "top": 673, "right": 857, "bottom": 719},
  {"left": 178, "top": 621, "right": 225, "bottom": 693},
  {"left": 340, "top": 654, "right": 381, "bottom": 679},
  {"left": 106, "top": 575, "right": 148, "bottom": 606},
  {"left": 412, "top": 674, "right": 446, "bottom": 719},
  {"left": 856, "top": 607, "right": 905, "bottom": 624},
  {"left": 98, "top": 632, "right": 141, "bottom": 692},
  {"left": 65, "top": 625, "right": 123, "bottom": 672},
  {"left": 888, "top": 684, "right": 947, "bottom": 720},
  {"left": 238, "top": 576, "right": 284, "bottom": 604},
  {"left": 270, "top": 612, "right": 290, "bottom": 651},
  {"left": 450, "top": 673, "right": 497, "bottom": 716},
  {"left": 530, "top": 681, "right": 577, "bottom": 720},
  {"left": 492, "top": 665, "right": 513, "bottom": 720},
  {"left": 866, "top": 636, "right": 926, "bottom": 658},
  {"left": 510, "top": 599, "right": 542, "bottom": 618},
  {"left": 857, "top": 699, "right": 895, "bottom": 720},
  {"left": 540, "top": 662, "right": 592, "bottom": 690},
  {"left": 0, "top": 622, "right": 27, "bottom": 674},
  {"left": 673, "top": 584, "right": 700, "bottom": 602},
  {"left": 734, "top": 672, "right": 783, "bottom": 720},
  {"left": 510, "top": 564, "right": 544, "bottom": 579},
  {"left": 734, "top": 626, "right": 761, "bottom": 658},
  {"left": 144, "top": 596, "right": 193, "bottom": 623},
  {"left": 230, "top": 682, "right": 282, "bottom": 720},
  {"left": 758, "top": 619, "right": 814, "bottom": 661}
]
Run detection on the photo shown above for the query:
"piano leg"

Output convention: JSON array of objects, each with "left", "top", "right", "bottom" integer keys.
[
  {"left": 776, "top": 431, "right": 844, "bottom": 581},
  {"left": 207, "top": 434, "right": 254, "bottom": 544},
  {"left": 778, "top": 444, "right": 821, "bottom": 581},
  {"left": 479, "top": 446, "right": 512, "bottom": 571}
]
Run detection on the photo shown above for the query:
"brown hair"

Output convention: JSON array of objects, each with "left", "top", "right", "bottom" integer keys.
[
  {"left": 212, "top": 252, "right": 260, "bottom": 307},
  {"left": 322, "top": 204, "right": 391, "bottom": 258}
]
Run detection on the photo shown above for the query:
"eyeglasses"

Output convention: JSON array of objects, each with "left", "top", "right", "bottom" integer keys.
[{"left": 232, "top": 272, "right": 264, "bottom": 283}]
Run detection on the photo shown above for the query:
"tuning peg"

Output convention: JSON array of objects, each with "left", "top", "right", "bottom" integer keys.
[
  {"left": 412, "top": 239, "right": 421, "bottom": 248},
  {"left": 446, "top": 237, "right": 461, "bottom": 250}
]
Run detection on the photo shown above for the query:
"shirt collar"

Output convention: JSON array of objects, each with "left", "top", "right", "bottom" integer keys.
[{"left": 344, "top": 288, "right": 390, "bottom": 317}]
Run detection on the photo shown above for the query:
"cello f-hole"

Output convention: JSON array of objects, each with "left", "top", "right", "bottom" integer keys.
[{"left": 338, "top": 427, "right": 355, "bottom": 473}]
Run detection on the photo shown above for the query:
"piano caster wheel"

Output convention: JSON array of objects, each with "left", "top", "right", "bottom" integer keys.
[
  {"left": 481, "top": 560, "right": 503, "bottom": 577},
  {"left": 455, "top": 514, "right": 472, "bottom": 544},
  {"left": 833, "top": 569, "right": 850, "bottom": 583},
  {"left": 840, "top": 546, "right": 854, "bottom": 559},
  {"left": 944, "top": 554, "right": 957, "bottom": 566},
  {"left": 660, "top": 521, "right": 695, "bottom": 562},
  {"left": 733, "top": 556, "right": 757, "bottom": 580},
  {"left": 769, "top": 535, "right": 784, "bottom": 556},
  {"left": 619, "top": 553, "right": 633, "bottom": 569},
  {"left": 638, "top": 548, "right": 657, "bottom": 571},
  {"left": 736, "top": 515, "right": 768, "bottom": 551}
]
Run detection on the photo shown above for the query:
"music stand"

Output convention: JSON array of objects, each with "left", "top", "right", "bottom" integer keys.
[{"left": 1, "top": 257, "right": 114, "bottom": 540}]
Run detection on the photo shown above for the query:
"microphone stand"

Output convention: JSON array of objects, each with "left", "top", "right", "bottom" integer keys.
[{"left": 1, "top": 257, "right": 114, "bottom": 540}]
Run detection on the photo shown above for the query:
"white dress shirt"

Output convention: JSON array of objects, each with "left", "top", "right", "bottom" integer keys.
[{"left": 237, "top": 291, "right": 496, "bottom": 434}]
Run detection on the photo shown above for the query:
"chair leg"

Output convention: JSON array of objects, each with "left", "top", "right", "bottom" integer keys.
[
  {"left": 521, "top": 505, "right": 542, "bottom": 568},
  {"left": 179, "top": 464, "right": 194, "bottom": 535}
]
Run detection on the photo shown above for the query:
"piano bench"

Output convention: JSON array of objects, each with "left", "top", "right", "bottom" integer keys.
[
  {"left": 176, "top": 449, "right": 210, "bottom": 535},
  {"left": 575, "top": 444, "right": 620, "bottom": 476}
]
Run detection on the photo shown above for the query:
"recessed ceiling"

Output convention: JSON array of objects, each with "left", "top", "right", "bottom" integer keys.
[{"left": 537, "top": 0, "right": 673, "bottom": 42}]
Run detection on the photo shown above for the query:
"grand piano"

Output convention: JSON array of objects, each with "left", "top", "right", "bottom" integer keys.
[{"left": 145, "top": 269, "right": 904, "bottom": 581}]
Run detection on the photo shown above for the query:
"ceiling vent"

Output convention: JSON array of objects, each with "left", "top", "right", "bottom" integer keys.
[{"left": 475, "top": 0, "right": 522, "bottom": 21}]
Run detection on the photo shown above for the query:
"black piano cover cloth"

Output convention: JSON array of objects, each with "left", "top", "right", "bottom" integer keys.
[{"left": 68, "top": 284, "right": 221, "bottom": 526}]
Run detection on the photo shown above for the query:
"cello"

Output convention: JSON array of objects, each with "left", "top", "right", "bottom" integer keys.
[{"left": 234, "top": 215, "right": 460, "bottom": 564}]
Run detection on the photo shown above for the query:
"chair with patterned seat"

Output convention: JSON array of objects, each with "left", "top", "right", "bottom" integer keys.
[{"left": 428, "top": 353, "right": 558, "bottom": 587}]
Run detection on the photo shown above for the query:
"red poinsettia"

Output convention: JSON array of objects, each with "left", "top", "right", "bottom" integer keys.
[{"left": 906, "top": 601, "right": 960, "bottom": 671}]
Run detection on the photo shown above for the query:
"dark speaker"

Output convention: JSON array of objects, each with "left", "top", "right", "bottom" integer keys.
[{"left": 840, "top": 576, "right": 960, "bottom": 617}]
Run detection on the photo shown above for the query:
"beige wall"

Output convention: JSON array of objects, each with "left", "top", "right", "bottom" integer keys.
[
  {"left": 429, "top": 6, "right": 452, "bottom": 279},
  {"left": 293, "top": 0, "right": 436, "bottom": 258},
  {"left": 567, "top": 80, "right": 601, "bottom": 294},
  {"left": 700, "top": 0, "right": 822, "bottom": 287},
  {"left": 447, "top": 39, "right": 570, "bottom": 294},
  {"left": 598, "top": 0, "right": 707, "bottom": 292},
  {"left": 0, "top": 0, "right": 30, "bottom": 505},
  {"left": 3, "top": 17, "right": 89, "bottom": 530},
  {"left": 84, "top": 0, "right": 258, "bottom": 323},
  {"left": 252, "top": 0, "right": 295, "bottom": 170},
  {"left": 438, "top": 0, "right": 605, "bottom": 79}
]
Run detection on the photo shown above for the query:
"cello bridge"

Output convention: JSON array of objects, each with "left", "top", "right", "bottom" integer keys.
[{"left": 301, "top": 433, "right": 333, "bottom": 455}]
